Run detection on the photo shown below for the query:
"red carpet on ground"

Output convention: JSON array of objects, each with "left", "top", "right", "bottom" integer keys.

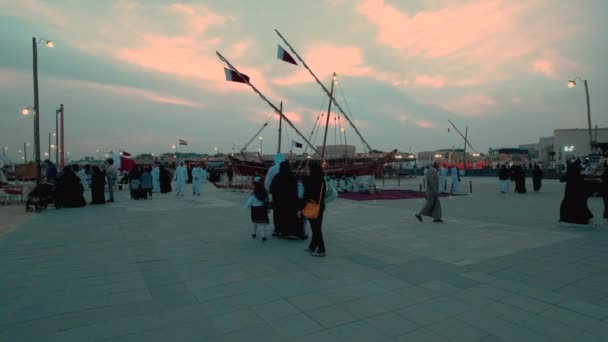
[{"left": 338, "top": 189, "right": 451, "bottom": 201}]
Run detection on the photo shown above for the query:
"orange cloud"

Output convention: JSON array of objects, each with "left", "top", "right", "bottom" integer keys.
[
  {"left": 414, "top": 120, "right": 437, "bottom": 129},
  {"left": 415, "top": 75, "right": 445, "bottom": 88},
  {"left": 357, "top": 0, "right": 578, "bottom": 85},
  {"left": 530, "top": 50, "right": 577, "bottom": 78}
]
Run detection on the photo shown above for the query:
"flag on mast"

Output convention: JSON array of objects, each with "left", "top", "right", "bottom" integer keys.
[
  {"left": 223, "top": 68, "right": 250, "bottom": 83},
  {"left": 179, "top": 139, "right": 188, "bottom": 146},
  {"left": 292, "top": 140, "right": 303, "bottom": 148},
  {"left": 277, "top": 45, "right": 298, "bottom": 65}
]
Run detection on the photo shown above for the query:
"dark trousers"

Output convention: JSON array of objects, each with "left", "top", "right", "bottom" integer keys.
[{"left": 308, "top": 213, "right": 325, "bottom": 253}]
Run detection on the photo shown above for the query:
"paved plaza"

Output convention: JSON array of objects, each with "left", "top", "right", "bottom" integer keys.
[{"left": 1, "top": 177, "right": 608, "bottom": 341}]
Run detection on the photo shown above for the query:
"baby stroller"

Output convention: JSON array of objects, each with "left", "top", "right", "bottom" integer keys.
[{"left": 26, "top": 183, "right": 62, "bottom": 212}]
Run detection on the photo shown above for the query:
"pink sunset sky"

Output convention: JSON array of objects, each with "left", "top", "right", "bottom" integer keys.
[{"left": 0, "top": 0, "right": 606, "bottom": 160}]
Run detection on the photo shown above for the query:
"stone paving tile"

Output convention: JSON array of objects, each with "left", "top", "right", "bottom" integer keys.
[
  {"left": 324, "top": 320, "right": 388, "bottom": 341},
  {"left": 556, "top": 284, "right": 608, "bottom": 305},
  {"left": 474, "top": 335, "right": 508, "bottom": 342},
  {"left": 390, "top": 327, "right": 451, "bottom": 342},
  {"left": 212, "top": 308, "right": 264, "bottom": 333},
  {"left": 500, "top": 294, "right": 554, "bottom": 313},
  {"left": 481, "top": 301, "right": 538, "bottom": 325},
  {"left": 460, "top": 272, "right": 497, "bottom": 283},
  {"left": 571, "top": 332, "right": 607, "bottom": 342},
  {"left": 462, "top": 284, "right": 513, "bottom": 301},
  {"left": 520, "top": 314, "right": 583, "bottom": 340},
  {"left": 427, "top": 318, "right": 489, "bottom": 342},
  {"left": 539, "top": 306, "right": 601, "bottom": 331},
  {"left": 252, "top": 299, "right": 301, "bottom": 322},
  {"left": 267, "top": 313, "right": 323, "bottom": 339},
  {"left": 363, "top": 312, "right": 418, "bottom": 337},
  {"left": 206, "top": 322, "right": 284, "bottom": 342},
  {"left": 452, "top": 289, "right": 497, "bottom": 308},
  {"left": 557, "top": 299, "right": 608, "bottom": 320},
  {"left": 341, "top": 296, "right": 393, "bottom": 319},
  {"left": 395, "top": 302, "right": 454, "bottom": 326},
  {"left": 305, "top": 302, "right": 359, "bottom": 328},
  {"left": 420, "top": 280, "right": 462, "bottom": 296}
]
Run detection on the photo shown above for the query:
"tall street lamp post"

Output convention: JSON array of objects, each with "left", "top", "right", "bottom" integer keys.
[
  {"left": 31, "top": 37, "right": 54, "bottom": 183},
  {"left": 568, "top": 77, "right": 592, "bottom": 152}
]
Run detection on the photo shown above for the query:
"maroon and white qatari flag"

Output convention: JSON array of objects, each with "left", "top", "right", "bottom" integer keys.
[
  {"left": 224, "top": 68, "right": 250, "bottom": 83},
  {"left": 179, "top": 139, "right": 188, "bottom": 146},
  {"left": 277, "top": 45, "right": 298, "bottom": 65}
]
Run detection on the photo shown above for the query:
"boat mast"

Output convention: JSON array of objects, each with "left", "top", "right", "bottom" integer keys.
[
  {"left": 278, "top": 101, "right": 282, "bottom": 153},
  {"left": 275, "top": 29, "right": 374, "bottom": 153},
  {"left": 321, "top": 73, "right": 336, "bottom": 158},
  {"left": 216, "top": 51, "right": 325, "bottom": 161}
]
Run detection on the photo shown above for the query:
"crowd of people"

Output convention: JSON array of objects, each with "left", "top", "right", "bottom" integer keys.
[
  {"left": 38, "top": 159, "right": 211, "bottom": 207},
  {"left": 26, "top": 154, "right": 608, "bottom": 258},
  {"left": 497, "top": 164, "right": 544, "bottom": 194}
]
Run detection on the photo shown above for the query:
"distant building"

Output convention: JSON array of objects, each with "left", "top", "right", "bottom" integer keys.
[
  {"left": 311, "top": 145, "right": 356, "bottom": 159},
  {"left": 417, "top": 149, "right": 479, "bottom": 166},
  {"left": 553, "top": 128, "right": 608, "bottom": 160}
]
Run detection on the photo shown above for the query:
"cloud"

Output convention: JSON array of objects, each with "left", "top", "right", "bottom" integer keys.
[
  {"left": 272, "top": 44, "right": 375, "bottom": 85},
  {"left": 0, "top": 67, "right": 201, "bottom": 107},
  {"left": 415, "top": 75, "right": 445, "bottom": 88},
  {"left": 530, "top": 50, "right": 578, "bottom": 78},
  {"left": 414, "top": 119, "right": 437, "bottom": 129},
  {"left": 441, "top": 94, "right": 497, "bottom": 117},
  {"left": 357, "top": 0, "right": 578, "bottom": 85}
]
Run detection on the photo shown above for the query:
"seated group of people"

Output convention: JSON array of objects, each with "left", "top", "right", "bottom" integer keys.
[{"left": 327, "top": 175, "right": 377, "bottom": 194}]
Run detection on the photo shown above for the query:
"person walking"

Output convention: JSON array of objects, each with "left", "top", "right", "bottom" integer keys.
[
  {"left": 104, "top": 158, "right": 118, "bottom": 202},
  {"left": 191, "top": 163, "right": 207, "bottom": 196},
  {"left": 300, "top": 162, "right": 327, "bottom": 256},
  {"left": 415, "top": 162, "right": 443, "bottom": 223},
  {"left": 498, "top": 164, "right": 510, "bottom": 193},
  {"left": 174, "top": 162, "right": 188, "bottom": 196},
  {"left": 438, "top": 164, "right": 448, "bottom": 193},
  {"left": 152, "top": 164, "right": 161, "bottom": 193},
  {"left": 532, "top": 164, "right": 543, "bottom": 192},
  {"left": 140, "top": 167, "right": 153, "bottom": 199},
  {"left": 450, "top": 165, "right": 460, "bottom": 194}
]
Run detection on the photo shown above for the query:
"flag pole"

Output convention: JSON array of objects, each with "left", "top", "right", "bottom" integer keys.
[
  {"left": 275, "top": 29, "right": 373, "bottom": 153},
  {"left": 216, "top": 51, "right": 325, "bottom": 162}
]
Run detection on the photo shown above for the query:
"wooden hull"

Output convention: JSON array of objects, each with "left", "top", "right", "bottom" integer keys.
[{"left": 228, "top": 151, "right": 395, "bottom": 177}]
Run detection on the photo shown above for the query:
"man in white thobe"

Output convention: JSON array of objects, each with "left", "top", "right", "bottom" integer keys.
[
  {"left": 450, "top": 165, "right": 460, "bottom": 193},
  {"left": 438, "top": 165, "right": 448, "bottom": 193},
  {"left": 152, "top": 164, "right": 160, "bottom": 193},
  {"left": 191, "top": 163, "right": 207, "bottom": 196},
  {"left": 174, "top": 162, "right": 188, "bottom": 196}
]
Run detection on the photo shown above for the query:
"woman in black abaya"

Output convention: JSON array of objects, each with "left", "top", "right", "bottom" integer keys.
[
  {"left": 270, "top": 161, "right": 300, "bottom": 238},
  {"left": 560, "top": 161, "right": 593, "bottom": 224},
  {"left": 90, "top": 165, "right": 106, "bottom": 204},
  {"left": 159, "top": 165, "right": 172, "bottom": 193},
  {"left": 55, "top": 166, "right": 86, "bottom": 208}
]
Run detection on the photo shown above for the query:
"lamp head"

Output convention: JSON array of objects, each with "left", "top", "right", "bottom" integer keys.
[
  {"left": 22, "top": 108, "right": 30, "bottom": 115},
  {"left": 45, "top": 40, "right": 54, "bottom": 48},
  {"left": 568, "top": 80, "right": 576, "bottom": 88}
]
